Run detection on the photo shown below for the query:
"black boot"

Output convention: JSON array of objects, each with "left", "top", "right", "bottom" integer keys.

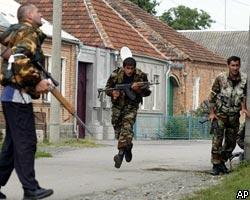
[
  {"left": 0, "top": 191, "right": 6, "bottom": 199},
  {"left": 210, "top": 164, "right": 222, "bottom": 176},
  {"left": 0, "top": 187, "right": 6, "bottom": 199},
  {"left": 23, "top": 187, "right": 53, "bottom": 200},
  {"left": 220, "top": 162, "right": 229, "bottom": 174},
  {"left": 125, "top": 143, "right": 133, "bottom": 162},
  {"left": 114, "top": 150, "right": 124, "bottom": 168}
]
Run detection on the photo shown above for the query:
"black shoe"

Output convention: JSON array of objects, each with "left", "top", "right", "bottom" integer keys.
[
  {"left": 114, "top": 150, "right": 124, "bottom": 168},
  {"left": 23, "top": 187, "right": 53, "bottom": 200},
  {"left": 220, "top": 162, "right": 229, "bottom": 174},
  {"left": 210, "top": 164, "right": 222, "bottom": 176},
  {"left": 0, "top": 191, "right": 6, "bottom": 199},
  {"left": 125, "top": 144, "right": 133, "bottom": 162}
]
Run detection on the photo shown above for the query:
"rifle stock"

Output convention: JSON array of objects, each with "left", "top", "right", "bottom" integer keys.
[
  {"left": 34, "top": 61, "right": 93, "bottom": 136},
  {"left": 49, "top": 86, "right": 93, "bottom": 136},
  {"left": 50, "top": 88, "right": 75, "bottom": 115}
]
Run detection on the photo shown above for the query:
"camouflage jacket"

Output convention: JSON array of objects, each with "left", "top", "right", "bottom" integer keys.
[
  {"left": 209, "top": 71, "right": 247, "bottom": 115},
  {"left": 105, "top": 67, "right": 151, "bottom": 106},
  {"left": 0, "top": 22, "right": 46, "bottom": 99}
]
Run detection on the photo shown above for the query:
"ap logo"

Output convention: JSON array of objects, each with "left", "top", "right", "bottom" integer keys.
[{"left": 236, "top": 190, "right": 249, "bottom": 199}]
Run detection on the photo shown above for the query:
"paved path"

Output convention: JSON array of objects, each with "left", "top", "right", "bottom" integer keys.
[{"left": 1, "top": 140, "right": 241, "bottom": 200}]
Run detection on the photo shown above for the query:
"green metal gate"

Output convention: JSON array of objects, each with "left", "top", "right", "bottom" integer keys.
[{"left": 134, "top": 115, "right": 211, "bottom": 140}]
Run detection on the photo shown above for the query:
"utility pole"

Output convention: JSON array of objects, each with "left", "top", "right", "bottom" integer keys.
[
  {"left": 49, "top": 0, "right": 62, "bottom": 143},
  {"left": 224, "top": 0, "right": 227, "bottom": 29},
  {"left": 245, "top": 16, "right": 250, "bottom": 160}
]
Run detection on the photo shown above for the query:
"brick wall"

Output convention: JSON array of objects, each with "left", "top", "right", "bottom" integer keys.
[
  {"left": 171, "top": 61, "right": 226, "bottom": 115},
  {"left": 0, "top": 38, "right": 79, "bottom": 127}
]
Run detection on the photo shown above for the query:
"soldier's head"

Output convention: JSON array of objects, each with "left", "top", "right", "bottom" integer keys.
[
  {"left": 123, "top": 57, "right": 136, "bottom": 77},
  {"left": 17, "top": 3, "right": 43, "bottom": 28},
  {"left": 227, "top": 56, "right": 241, "bottom": 78}
]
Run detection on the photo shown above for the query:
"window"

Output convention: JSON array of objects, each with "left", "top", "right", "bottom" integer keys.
[
  {"left": 192, "top": 77, "right": 200, "bottom": 110},
  {"left": 152, "top": 74, "right": 160, "bottom": 110},
  {"left": 42, "top": 55, "right": 52, "bottom": 102},
  {"left": 42, "top": 56, "right": 66, "bottom": 102},
  {"left": 140, "top": 72, "right": 150, "bottom": 110},
  {"left": 60, "top": 58, "right": 66, "bottom": 97}
]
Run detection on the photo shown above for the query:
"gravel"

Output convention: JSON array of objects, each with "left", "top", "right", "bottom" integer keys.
[{"left": 65, "top": 170, "right": 222, "bottom": 200}]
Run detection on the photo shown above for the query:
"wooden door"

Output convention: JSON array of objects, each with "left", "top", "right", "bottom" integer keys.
[{"left": 77, "top": 62, "right": 87, "bottom": 138}]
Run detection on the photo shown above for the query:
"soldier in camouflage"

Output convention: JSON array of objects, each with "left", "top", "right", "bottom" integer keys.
[
  {"left": 208, "top": 56, "right": 248, "bottom": 176},
  {"left": 0, "top": 3, "right": 53, "bottom": 199},
  {"left": 105, "top": 57, "right": 151, "bottom": 168}
]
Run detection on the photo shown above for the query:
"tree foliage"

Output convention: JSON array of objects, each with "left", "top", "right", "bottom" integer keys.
[
  {"left": 129, "top": 0, "right": 159, "bottom": 15},
  {"left": 160, "top": 5, "right": 215, "bottom": 30}
]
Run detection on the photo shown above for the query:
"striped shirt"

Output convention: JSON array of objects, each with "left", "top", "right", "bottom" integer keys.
[{"left": 1, "top": 85, "right": 32, "bottom": 104}]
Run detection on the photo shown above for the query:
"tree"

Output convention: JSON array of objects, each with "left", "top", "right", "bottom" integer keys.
[
  {"left": 160, "top": 5, "right": 215, "bottom": 30},
  {"left": 129, "top": 0, "right": 159, "bottom": 15}
]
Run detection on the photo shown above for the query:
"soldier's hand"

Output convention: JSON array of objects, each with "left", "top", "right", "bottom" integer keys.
[
  {"left": 112, "top": 90, "right": 120, "bottom": 100},
  {"left": 241, "top": 108, "right": 250, "bottom": 118},
  {"left": 35, "top": 79, "right": 50, "bottom": 94},
  {"left": 132, "top": 82, "right": 141, "bottom": 93},
  {"left": 208, "top": 112, "right": 218, "bottom": 122}
]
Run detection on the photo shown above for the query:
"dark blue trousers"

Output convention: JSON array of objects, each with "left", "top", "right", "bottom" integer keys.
[{"left": 0, "top": 102, "right": 39, "bottom": 190}]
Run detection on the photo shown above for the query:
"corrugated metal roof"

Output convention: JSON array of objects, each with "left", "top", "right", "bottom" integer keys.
[
  {"left": 0, "top": 0, "right": 79, "bottom": 43},
  {"left": 180, "top": 30, "right": 248, "bottom": 70}
]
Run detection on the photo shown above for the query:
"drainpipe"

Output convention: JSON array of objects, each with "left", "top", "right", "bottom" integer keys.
[{"left": 74, "top": 43, "right": 81, "bottom": 138}]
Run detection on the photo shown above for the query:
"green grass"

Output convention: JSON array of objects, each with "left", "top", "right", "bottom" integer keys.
[
  {"left": 35, "top": 150, "right": 52, "bottom": 158},
  {"left": 39, "top": 138, "right": 100, "bottom": 148},
  {"left": 183, "top": 162, "right": 250, "bottom": 200},
  {"left": 0, "top": 140, "right": 52, "bottom": 159}
]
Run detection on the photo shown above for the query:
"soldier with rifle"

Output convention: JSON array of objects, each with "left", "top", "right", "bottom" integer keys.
[
  {"left": 104, "top": 57, "right": 152, "bottom": 168},
  {"left": 207, "top": 56, "right": 249, "bottom": 176},
  {"left": 0, "top": 3, "right": 53, "bottom": 199}
]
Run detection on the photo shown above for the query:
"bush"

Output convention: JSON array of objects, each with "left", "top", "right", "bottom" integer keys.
[{"left": 163, "top": 117, "right": 188, "bottom": 139}]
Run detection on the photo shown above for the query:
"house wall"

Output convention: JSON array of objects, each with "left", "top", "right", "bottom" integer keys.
[
  {"left": 172, "top": 61, "right": 226, "bottom": 115},
  {"left": 35, "top": 39, "right": 77, "bottom": 137}
]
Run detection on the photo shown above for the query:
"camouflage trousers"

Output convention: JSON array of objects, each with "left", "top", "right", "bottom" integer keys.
[
  {"left": 211, "top": 114, "right": 240, "bottom": 164},
  {"left": 111, "top": 104, "right": 138, "bottom": 150}
]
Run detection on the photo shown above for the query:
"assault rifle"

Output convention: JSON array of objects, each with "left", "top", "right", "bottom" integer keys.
[
  {"left": 198, "top": 100, "right": 219, "bottom": 129},
  {"left": 98, "top": 82, "right": 159, "bottom": 100},
  {"left": 34, "top": 61, "right": 93, "bottom": 136}
]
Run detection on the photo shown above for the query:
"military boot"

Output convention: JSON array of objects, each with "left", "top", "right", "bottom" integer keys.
[
  {"left": 0, "top": 187, "right": 6, "bottom": 199},
  {"left": 0, "top": 190, "right": 6, "bottom": 199},
  {"left": 125, "top": 143, "right": 133, "bottom": 162},
  {"left": 210, "top": 164, "right": 222, "bottom": 176},
  {"left": 114, "top": 150, "right": 124, "bottom": 168}
]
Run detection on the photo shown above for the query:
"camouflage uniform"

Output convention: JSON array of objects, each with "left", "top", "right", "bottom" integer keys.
[
  {"left": 209, "top": 71, "right": 247, "bottom": 164},
  {"left": 105, "top": 67, "right": 151, "bottom": 150},
  {"left": 0, "top": 22, "right": 46, "bottom": 99}
]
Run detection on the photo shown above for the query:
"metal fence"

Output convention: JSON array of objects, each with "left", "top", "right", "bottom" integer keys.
[{"left": 134, "top": 115, "right": 211, "bottom": 140}]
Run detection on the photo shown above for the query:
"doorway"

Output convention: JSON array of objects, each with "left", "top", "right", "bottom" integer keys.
[{"left": 77, "top": 62, "right": 87, "bottom": 138}]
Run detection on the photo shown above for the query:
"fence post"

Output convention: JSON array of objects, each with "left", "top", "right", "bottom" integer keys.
[
  {"left": 133, "top": 119, "right": 137, "bottom": 139},
  {"left": 188, "top": 116, "right": 192, "bottom": 140}
]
